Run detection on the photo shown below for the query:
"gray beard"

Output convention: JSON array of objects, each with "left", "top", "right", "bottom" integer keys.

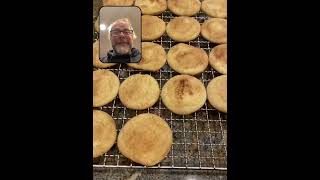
[{"left": 113, "top": 44, "right": 132, "bottom": 55}]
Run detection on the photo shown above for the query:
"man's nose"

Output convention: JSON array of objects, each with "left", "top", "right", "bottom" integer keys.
[{"left": 118, "top": 31, "right": 126, "bottom": 36}]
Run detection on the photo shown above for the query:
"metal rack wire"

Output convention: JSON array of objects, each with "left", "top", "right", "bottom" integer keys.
[{"left": 93, "top": 4, "right": 227, "bottom": 170}]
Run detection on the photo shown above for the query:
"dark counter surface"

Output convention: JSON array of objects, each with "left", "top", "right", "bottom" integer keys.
[{"left": 93, "top": 168, "right": 227, "bottom": 180}]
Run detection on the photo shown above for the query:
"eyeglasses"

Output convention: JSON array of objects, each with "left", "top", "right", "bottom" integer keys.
[{"left": 110, "top": 29, "right": 133, "bottom": 36}]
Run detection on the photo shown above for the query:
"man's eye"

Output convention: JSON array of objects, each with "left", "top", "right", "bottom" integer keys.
[
  {"left": 111, "top": 30, "right": 132, "bottom": 35},
  {"left": 123, "top": 30, "right": 132, "bottom": 34}
]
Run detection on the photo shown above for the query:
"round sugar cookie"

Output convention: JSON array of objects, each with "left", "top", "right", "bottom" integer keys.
[
  {"left": 142, "top": 15, "right": 166, "bottom": 41},
  {"left": 117, "top": 113, "right": 173, "bottom": 166},
  {"left": 93, "top": 69, "right": 120, "bottom": 107},
  {"left": 134, "top": 0, "right": 167, "bottom": 15},
  {"left": 127, "top": 42, "right": 166, "bottom": 71},
  {"left": 161, "top": 75, "right": 207, "bottom": 115},
  {"left": 102, "top": 0, "right": 135, "bottom": 6},
  {"left": 201, "top": 0, "right": 227, "bottom": 18},
  {"left": 167, "top": 43, "right": 208, "bottom": 75},
  {"left": 93, "top": 110, "right": 117, "bottom": 158},
  {"left": 166, "top": 16, "right": 200, "bottom": 42},
  {"left": 201, "top": 18, "right": 227, "bottom": 44},
  {"left": 207, "top": 75, "right": 227, "bottom": 113},
  {"left": 168, "top": 0, "right": 201, "bottom": 16},
  {"left": 119, "top": 74, "right": 160, "bottom": 110},
  {"left": 209, "top": 44, "right": 227, "bottom": 74}
]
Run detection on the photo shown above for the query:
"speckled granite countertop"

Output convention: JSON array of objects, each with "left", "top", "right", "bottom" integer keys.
[{"left": 93, "top": 168, "right": 227, "bottom": 180}]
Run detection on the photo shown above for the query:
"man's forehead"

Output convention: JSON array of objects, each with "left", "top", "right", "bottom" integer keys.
[{"left": 111, "top": 22, "right": 131, "bottom": 30}]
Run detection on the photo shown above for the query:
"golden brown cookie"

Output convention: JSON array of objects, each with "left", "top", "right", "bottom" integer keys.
[
  {"left": 166, "top": 16, "right": 201, "bottom": 42},
  {"left": 209, "top": 44, "right": 227, "bottom": 74},
  {"left": 207, "top": 75, "right": 227, "bottom": 113},
  {"left": 102, "top": 0, "right": 135, "bottom": 6},
  {"left": 201, "top": 0, "right": 227, "bottom": 18},
  {"left": 117, "top": 113, "right": 173, "bottom": 166},
  {"left": 168, "top": 0, "right": 201, "bottom": 16},
  {"left": 93, "top": 41, "right": 116, "bottom": 68},
  {"left": 201, "top": 18, "right": 227, "bottom": 44},
  {"left": 93, "top": 110, "right": 117, "bottom": 158},
  {"left": 119, "top": 74, "right": 160, "bottom": 110},
  {"left": 127, "top": 42, "right": 166, "bottom": 71},
  {"left": 134, "top": 0, "right": 167, "bottom": 15},
  {"left": 161, "top": 75, "right": 207, "bottom": 115},
  {"left": 93, "top": 69, "right": 120, "bottom": 107},
  {"left": 141, "top": 15, "right": 166, "bottom": 41},
  {"left": 167, "top": 43, "right": 208, "bottom": 75}
]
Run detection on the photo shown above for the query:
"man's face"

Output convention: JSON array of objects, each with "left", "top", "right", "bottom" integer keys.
[{"left": 110, "top": 22, "right": 134, "bottom": 55}]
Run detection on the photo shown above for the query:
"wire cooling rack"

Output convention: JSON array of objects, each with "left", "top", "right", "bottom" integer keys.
[{"left": 93, "top": 2, "right": 227, "bottom": 170}]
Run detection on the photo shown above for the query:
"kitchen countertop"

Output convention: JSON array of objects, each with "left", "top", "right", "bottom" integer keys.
[{"left": 93, "top": 168, "right": 227, "bottom": 180}]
